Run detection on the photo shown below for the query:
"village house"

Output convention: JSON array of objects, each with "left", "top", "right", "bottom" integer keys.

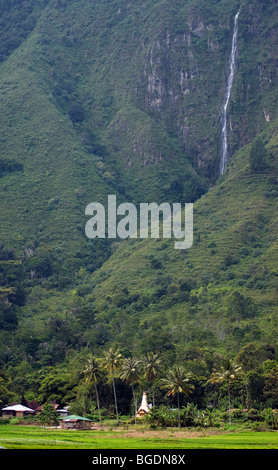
[
  {"left": 1, "top": 400, "right": 69, "bottom": 418},
  {"left": 1, "top": 404, "right": 35, "bottom": 418},
  {"left": 59, "top": 415, "right": 92, "bottom": 430}
]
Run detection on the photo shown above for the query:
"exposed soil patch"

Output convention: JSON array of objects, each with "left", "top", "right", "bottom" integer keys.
[{"left": 91, "top": 427, "right": 226, "bottom": 439}]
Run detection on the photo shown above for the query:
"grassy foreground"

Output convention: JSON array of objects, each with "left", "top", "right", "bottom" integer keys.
[{"left": 0, "top": 425, "right": 277, "bottom": 449}]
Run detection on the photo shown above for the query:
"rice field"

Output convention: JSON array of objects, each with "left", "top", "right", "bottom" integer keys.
[{"left": 0, "top": 425, "right": 277, "bottom": 449}]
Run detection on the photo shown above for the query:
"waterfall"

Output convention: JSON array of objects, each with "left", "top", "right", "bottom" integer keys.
[{"left": 219, "top": 11, "right": 240, "bottom": 175}]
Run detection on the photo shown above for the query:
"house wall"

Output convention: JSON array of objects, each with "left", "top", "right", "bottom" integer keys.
[
  {"left": 2, "top": 410, "right": 33, "bottom": 418},
  {"left": 61, "top": 420, "right": 91, "bottom": 430},
  {"left": 2, "top": 411, "right": 15, "bottom": 418}
]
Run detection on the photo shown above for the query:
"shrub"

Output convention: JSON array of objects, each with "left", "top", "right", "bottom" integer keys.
[
  {"left": 0, "top": 419, "right": 11, "bottom": 425},
  {"left": 180, "top": 279, "right": 196, "bottom": 292},
  {"left": 224, "top": 254, "right": 239, "bottom": 267},
  {"left": 230, "top": 409, "right": 247, "bottom": 421},
  {"left": 10, "top": 418, "right": 19, "bottom": 425},
  {"left": 47, "top": 196, "right": 60, "bottom": 209},
  {"left": 249, "top": 138, "right": 267, "bottom": 174},
  {"left": 0, "top": 158, "right": 23, "bottom": 176},
  {"left": 69, "top": 102, "right": 86, "bottom": 123},
  {"left": 262, "top": 408, "right": 278, "bottom": 429},
  {"left": 151, "top": 258, "right": 163, "bottom": 269},
  {"left": 247, "top": 408, "right": 263, "bottom": 422}
]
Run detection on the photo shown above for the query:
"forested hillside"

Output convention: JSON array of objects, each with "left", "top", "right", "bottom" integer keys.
[{"left": 0, "top": 0, "right": 278, "bottom": 415}]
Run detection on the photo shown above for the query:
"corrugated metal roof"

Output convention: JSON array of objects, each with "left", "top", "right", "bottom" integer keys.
[
  {"left": 2, "top": 404, "right": 35, "bottom": 412},
  {"left": 60, "top": 414, "right": 92, "bottom": 421}
]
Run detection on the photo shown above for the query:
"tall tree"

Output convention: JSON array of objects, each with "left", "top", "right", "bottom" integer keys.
[
  {"left": 102, "top": 347, "right": 123, "bottom": 424},
  {"left": 142, "top": 352, "right": 161, "bottom": 408},
  {"left": 39, "top": 403, "right": 59, "bottom": 426},
  {"left": 120, "top": 357, "right": 142, "bottom": 424},
  {"left": 160, "top": 365, "right": 194, "bottom": 427},
  {"left": 83, "top": 355, "right": 103, "bottom": 422},
  {"left": 208, "top": 357, "right": 243, "bottom": 426}
]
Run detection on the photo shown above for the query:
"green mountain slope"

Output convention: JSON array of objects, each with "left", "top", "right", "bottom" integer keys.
[
  {"left": 0, "top": 0, "right": 278, "bottom": 403},
  {"left": 69, "top": 125, "right": 278, "bottom": 358},
  {"left": 12, "top": 121, "right": 278, "bottom": 367},
  {"left": 1, "top": 0, "right": 277, "bottom": 256}
]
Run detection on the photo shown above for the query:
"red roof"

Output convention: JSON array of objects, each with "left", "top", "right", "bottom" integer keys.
[{"left": 24, "top": 400, "right": 60, "bottom": 412}]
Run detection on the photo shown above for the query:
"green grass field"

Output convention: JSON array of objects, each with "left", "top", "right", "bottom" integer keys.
[{"left": 0, "top": 425, "right": 277, "bottom": 449}]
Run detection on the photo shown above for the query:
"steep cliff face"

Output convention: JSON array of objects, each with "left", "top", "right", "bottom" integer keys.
[
  {"left": 131, "top": 1, "right": 236, "bottom": 176},
  {"left": 33, "top": 0, "right": 277, "bottom": 185},
  {"left": 129, "top": 0, "right": 278, "bottom": 178},
  {"left": 229, "top": 1, "right": 278, "bottom": 152},
  {"left": 0, "top": 0, "right": 277, "bottom": 254}
]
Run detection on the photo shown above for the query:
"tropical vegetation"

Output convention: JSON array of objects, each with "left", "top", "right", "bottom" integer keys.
[
  {"left": 0, "top": 0, "right": 278, "bottom": 444},
  {"left": 2, "top": 347, "right": 278, "bottom": 431}
]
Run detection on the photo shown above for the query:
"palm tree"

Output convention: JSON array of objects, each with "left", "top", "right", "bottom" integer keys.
[
  {"left": 119, "top": 357, "right": 142, "bottom": 424},
  {"left": 160, "top": 365, "right": 194, "bottom": 427},
  {"left": 142, "top": 352, "right": 161, "bottom": 408},
  {"left": 208, "top": 357, "right": 243, "bottom": 426},
  {"left": 102, "top": 347, "right": 123, "bottom": 423},
  {"left": 83, "top": 355, "right": 102, "bottom": 422}
]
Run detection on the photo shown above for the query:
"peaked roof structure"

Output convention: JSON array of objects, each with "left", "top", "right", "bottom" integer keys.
[
  {"left": 136, "top": 392, "right": 151, "bottom": 417},
  {"left": 60, "top": 415, "right": 92, "bottom": 421},
  {"left": 2, "top": 404, "right": 35, "bottom": 413}
]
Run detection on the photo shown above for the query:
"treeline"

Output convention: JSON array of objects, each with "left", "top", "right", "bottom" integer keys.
[{"left": 1, "top": 344, "right": 278, "bottom": 428}]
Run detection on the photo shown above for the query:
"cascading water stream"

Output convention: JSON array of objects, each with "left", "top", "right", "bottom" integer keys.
[{"left": 219, "top": 11, "right": 240, "bottom": 175}]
